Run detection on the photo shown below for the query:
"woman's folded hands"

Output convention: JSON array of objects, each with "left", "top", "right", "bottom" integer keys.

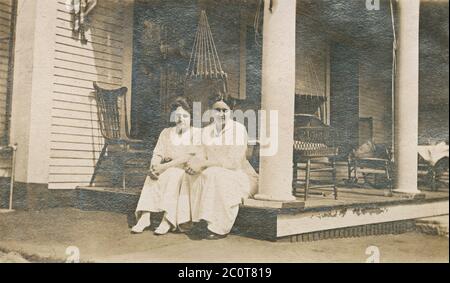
[
  {"left": 148, "top": 152, "right": 209, "bottom": 179},
  {"left": 148, "top": 163, "right": 169, "bottom": 180},
  {"left": 148, "top": 154, "right": 198, "bottom": 179},
  {"left": 185, "top": 156, "right": 206, "bottom": 175}
]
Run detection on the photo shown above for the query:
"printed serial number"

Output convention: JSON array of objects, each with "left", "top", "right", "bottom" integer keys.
[{"left": 221, "top": 267, "right": 272, "bottom": 278}]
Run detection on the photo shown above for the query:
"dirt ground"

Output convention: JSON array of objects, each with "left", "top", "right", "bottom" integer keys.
[{"left": 0, "top": 208, "right": 448, "bottom": 263}]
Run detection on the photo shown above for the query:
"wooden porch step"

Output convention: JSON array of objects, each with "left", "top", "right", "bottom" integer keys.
[
  {"left": 415, "top": 215, "right": 449, "bottom": 237},
  {"left": 90, "top": 149, "right": 151, "bottom": 188}
]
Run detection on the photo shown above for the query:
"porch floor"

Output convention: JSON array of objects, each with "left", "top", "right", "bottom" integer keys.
[
  {"left": 300, "top": 186, "right": 448, "bottom": 210},
  {"left": 76, "top": 185, "right": 449, "bottom": 211}
]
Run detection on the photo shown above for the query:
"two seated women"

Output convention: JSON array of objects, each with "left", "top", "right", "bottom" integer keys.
[{"left": 131, "top": 96, "right": 258, "bottom": 240}]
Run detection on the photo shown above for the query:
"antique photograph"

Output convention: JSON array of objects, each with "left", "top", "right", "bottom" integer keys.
[{"left": 0, "top": 0, "right": 448, "bottom": 264}]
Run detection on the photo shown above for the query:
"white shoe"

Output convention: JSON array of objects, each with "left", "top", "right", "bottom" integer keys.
[
  {"left": 154, "top": 218, "right": 172, "bottom": 235},
  {"left": 131, "top": 213, "right": 151, "bottom": 234}
]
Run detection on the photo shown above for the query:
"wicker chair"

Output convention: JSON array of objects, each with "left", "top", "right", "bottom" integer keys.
[
  {"left": 292, "top": 115, "right": 339, "bottom": 200},
  {"left": 90, "top": 82, "right": 149, "bottom": 189},
  {"left": 347, "top": 142, "right": 393, "bottom": 192},
  {"left": 418, "top": 154, "right": 449, "bottom": 191}
]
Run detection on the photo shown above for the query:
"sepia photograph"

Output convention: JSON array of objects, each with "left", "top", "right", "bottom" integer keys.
[{"left": 0, "top": 0, "right": 448, "bottom": 266}]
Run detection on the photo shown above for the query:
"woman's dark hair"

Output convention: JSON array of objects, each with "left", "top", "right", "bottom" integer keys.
[
  {"left": 169, "top": 96, "right": 193, "bottom": 127},
  {"left": 208, "top": 93, "right": 236, "bottom": 110},
  {"left": 170, "top": 96, "right": 193, "bottom": 115}
]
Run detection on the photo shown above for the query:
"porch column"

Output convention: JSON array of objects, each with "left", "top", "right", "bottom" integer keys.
[
  {"left": 254, "top": 0, "right": 297, "bottom": 202},
  {"left": 9, "top": 0, "right": 57, "bottom": 184},
  {"left": 394, "top": 0, "right": 421, "bottom": 194}
]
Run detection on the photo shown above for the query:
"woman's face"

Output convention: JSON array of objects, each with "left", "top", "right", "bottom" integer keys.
[
  {"left": 212, "top": 101, "right": 231, "bottom": 127},
  {"left": 173, "top": 106, "right": 191, "bottom": 130}
]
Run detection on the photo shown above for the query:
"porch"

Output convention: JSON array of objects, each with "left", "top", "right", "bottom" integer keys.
[{"left": 74, "top": 184, "right": 449, "bottom": 241}]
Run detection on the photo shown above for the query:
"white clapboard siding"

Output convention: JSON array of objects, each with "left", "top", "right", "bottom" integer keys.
[
  {"left": 51, "top": 133, "right": 104, "bottom": 145},
  {"left": 50, "top": 166, "right": 99, "bottom": 175},
  {"left": 359, "top": 60, "right": 390, "bottom": 145},
  {"left": 49, "top": 0, "right": 131, "bottom": 189}
]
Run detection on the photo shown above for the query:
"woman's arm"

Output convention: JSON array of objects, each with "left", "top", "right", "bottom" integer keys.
[
  {"left": 185, "top": 147, "right": 246, "bottom": 174},
  {"left": 150, "top": 129, "right": 167, "bottom": 168},
  {"left": 147, "top": 129, "right": 169, "bottom": 180},
  {"left": 185, "top": 122, "right": 249, "bottom": 174},
  {"left": 154, "top": 154, "right": 193, "bottom": 171},
  {"left": 149, "top": 155, "right": 192, "bottom": 180},
  {"left": 208, "top": 122, "right": 248, "bottom": 170}
]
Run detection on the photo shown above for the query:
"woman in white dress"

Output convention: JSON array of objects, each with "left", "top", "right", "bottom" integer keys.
[
  {"left": 131, "top": 97, "right": 200, "bottom": 235},
  {"left": 185, "top": 98, "right": 258, "bottom": 239}
]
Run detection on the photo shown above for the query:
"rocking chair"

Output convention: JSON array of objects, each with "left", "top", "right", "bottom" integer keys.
[
  {"left": 292, "top": 115, "right": 339, "bottom": 200},
  {"left": 347, "top": 141, "right": 394, "bottom": 192},
  {"left": 90, "top": 82, "right": 149, "bottom": 189}
]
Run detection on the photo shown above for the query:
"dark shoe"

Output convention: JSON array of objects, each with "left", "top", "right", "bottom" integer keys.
[
  {"left": 186, "top": 222, "right": 207, "bottom": 241},
  {"left": 178, "top": 222, "right": 194, "bottom": 233},
  {"left": 205, "top": 230, "right": 228, "bottom": 240},
  {"left": 186, "top": 232, "right": 205, "bottom": 241}
]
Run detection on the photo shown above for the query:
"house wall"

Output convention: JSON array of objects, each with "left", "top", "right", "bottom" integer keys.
[
  {"left": 358, "top": 57, "right": 392, "bottom": 146},
  {"left": 418, "top": 105, "right": 449, "bottom": 144},
  {"left": 48, "top": 0, "right": 134, "bottom": 189},
  {"left": 418, "top": 1, "right": 449, "bottom": 145},
  {"left": 6, "top": 0, "right": 134, "bottom": 188}
]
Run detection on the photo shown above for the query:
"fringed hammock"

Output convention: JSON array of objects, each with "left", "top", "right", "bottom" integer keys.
[{"left": 184, "top": 10, "right": 229, "bottom": 111}]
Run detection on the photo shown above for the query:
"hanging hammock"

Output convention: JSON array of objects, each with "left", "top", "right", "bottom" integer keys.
[
  {"left": 295, "top": 56, "right": 328, "bottom": 121},
  {"left": 296, "top": 57, "right": 326, "bottom": 99},
  {"left": 185, "top": 10, "right": 229, "bottom": 102}
]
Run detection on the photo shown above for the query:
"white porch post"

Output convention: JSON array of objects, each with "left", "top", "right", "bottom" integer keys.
[
  {"left": 9, "top": 0, "right": 57, "bottom": 184},
  {"left": 394, "top": 0, "right": 421, "bottom": 194},
  {"left": 254, "top": 0, "right": 297, "bottom": 202}
]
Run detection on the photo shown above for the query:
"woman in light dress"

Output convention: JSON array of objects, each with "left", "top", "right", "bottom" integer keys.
[
  {"left": 184, "top": 97, "right": 258, "bottom": 239},
  {"left": 131, "top": 97, "right": 201, "bottom": 235}
]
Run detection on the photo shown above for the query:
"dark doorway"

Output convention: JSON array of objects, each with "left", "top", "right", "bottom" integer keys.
[{"left": 130, "top": 0, "right": 198, "bottom": 146}]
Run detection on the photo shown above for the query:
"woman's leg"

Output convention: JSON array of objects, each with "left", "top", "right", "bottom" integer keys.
[
  {"left": 154, "top": 167, "right": 186, "bottom": 234},
  {"left": 135, "top": 177, "right": 159, "bottom": 218},
  {"left": 176, "top": 173, "right": 199, "bottom": 231},
  {"left": 132, "top": 177, "right": 158, "bottom": 233},
  {"left": 191, "top": 167, "right": 250, "bottom": 236},
  {"left": 131, "top": 211, "right": 151, "bottom": 233},
  {"left": 154, "top": 213, "right": 172, "bottom": 235},
  {"left": 133, "top": 167, "right": 189, "bottom": 234}
]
